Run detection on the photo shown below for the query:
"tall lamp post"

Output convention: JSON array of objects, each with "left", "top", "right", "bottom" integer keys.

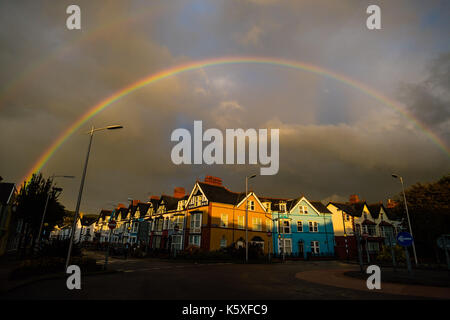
[
  {"left": 392, "top": 174, "right": 418, "bottom": 266},
  {"left": 245, "top": 174, "right": 257, "bottom": 263},
  {"left": 65, "top": 125, "right": 123, "bottom": 271},
  {"left": 35, "top": 175, "right": 75, "bottom": 253}
]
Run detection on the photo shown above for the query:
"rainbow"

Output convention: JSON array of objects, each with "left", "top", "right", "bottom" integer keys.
[{"left": 20, "top": 56, "right": 450, "bottom": 186}]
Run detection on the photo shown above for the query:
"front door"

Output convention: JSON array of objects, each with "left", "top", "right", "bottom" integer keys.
[{"left": 298, "top": 241, "right": 304, "bottom": 258}]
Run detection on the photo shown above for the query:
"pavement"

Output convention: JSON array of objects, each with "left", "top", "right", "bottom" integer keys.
[{"left": 295, "top": 268, "right": 450, "bottom": 299}]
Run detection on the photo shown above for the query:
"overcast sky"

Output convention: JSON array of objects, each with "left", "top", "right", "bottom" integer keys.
[{"left": 0, "top": 0, "right": 449, "bottom": 214}]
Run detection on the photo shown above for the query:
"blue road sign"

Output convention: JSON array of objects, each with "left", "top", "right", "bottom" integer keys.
[{"left": 397, "top": 232, "right": 414, "bottom": 247}]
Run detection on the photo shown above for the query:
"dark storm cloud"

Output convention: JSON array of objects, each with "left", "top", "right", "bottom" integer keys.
[
  {"left": 0, "top": 1, "right": 449, "bottom": 214},
  {"left": 399, "top": 53, "right": 450, "bottom": 129}
]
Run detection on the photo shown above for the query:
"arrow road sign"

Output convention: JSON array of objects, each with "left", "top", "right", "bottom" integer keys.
[{"left": 397, "top": 231, "right": 413, "bottom": 247}]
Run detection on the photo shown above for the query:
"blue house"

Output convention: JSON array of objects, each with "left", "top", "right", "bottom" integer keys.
[{"left": 267, "top": 196, "right": 335, "bottom": 259}]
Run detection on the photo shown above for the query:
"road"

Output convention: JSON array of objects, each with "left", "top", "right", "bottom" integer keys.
[{"left": 0, "top": 254, "right": 429, "bottom": 300}]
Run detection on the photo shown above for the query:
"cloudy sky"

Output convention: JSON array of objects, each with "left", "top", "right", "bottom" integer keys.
[{"left": 1, "top": 0, "right": 449, "bottom": 214}]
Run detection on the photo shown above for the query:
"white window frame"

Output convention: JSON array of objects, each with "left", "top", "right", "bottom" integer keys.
[
  {"left": 279, "top": 238, "right": 292, "bottom": 254},
  {"left": 189, "top": 234, "right": 201, "bottom": 247},
  {"left": 281, "top": 220, "right": 290, "bottom": 234},
  {"left": 299, "top": 206, "right": 308, "bottom": 214},
  {"left": 252, "top": 217, "right": 262, "bottom": 231},
  {"left": 220, "top": 214, "right": 228, "bottom": 228},
  {"left": 311, "top": 241, "right": 320, "bottom": 254},
  {"left": 309, "top": 221, "right": 318, "bottom": 232},
  {"left": 297, "top": 221, "right": 303, "bottom": 232},
  {"left": 248, "top": 200, "right": 255, "bottom": 211},
  {"left": 238, "top": 216, "right": 245, "bottom": 229}
]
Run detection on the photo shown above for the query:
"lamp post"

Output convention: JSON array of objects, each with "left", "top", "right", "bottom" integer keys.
[
  {"left": 65, "top": 125, "right": 123, "bottom": 271},
  {"left": 392, "top": 174, "right": 418, "bottom": 266},
  {"left": 35, "top": 175, "right": 75, "bottom": 253},
  {"left": 245, "top": 174, "right": 257, "bottom": 263}
]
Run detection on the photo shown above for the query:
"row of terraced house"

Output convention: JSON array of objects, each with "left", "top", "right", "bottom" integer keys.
[{"left": 86, "top": 176, "right": 402, "bottom": 260}]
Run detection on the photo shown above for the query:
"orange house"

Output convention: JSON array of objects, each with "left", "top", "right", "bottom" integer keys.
[{"left": 184, "top": 176, "right": 272, "bottom": 254}]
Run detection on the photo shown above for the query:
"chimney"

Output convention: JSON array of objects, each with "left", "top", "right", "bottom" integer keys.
[
  {"left": 349, "top": 194, "right": 360, "bottom": 204},
  {"left": 173, "top": 187, "right": 185, "bottom": 198},
  {"left": 132, "top": 200, "right": 140, "bottom": 206},
  {"left": 387, "top": 199, "right": 398, "bottom": 208},
  {"left": 117, "top": 203, "right": 126, "bottom": 209},
  {"left": 149, "top": 195, "right": 160, "bottom": 201},
  {"left": 204, "top": 175, "right": 222, "bottom": 186}
]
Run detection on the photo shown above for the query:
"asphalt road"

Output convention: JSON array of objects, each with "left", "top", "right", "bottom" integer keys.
[{"left": 1, "top": 254, "right": 421, "bottom": 300}]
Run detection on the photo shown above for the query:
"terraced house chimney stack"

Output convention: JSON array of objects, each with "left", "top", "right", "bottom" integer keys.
[
  {"left": 204, "top": 175, "right": 222, "bottom": 186},
  {"left": 173, "top": 187, "right": 185, "bottom": 198},
  {"left": 349, "top": 194, "right": 360, "bottom": 204}
]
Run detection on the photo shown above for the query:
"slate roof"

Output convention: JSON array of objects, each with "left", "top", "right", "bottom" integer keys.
[
  {"left": 197, "top": 182, "right": 240, "bottom": 205},
  {"left": 0, "top": 183, "right": 15, "bottom": 205},
  {"left": 328, "top": 202, "right": 365, "bottom": 217},
  {"left": 160, "top": 195, "right": 180, "bottom": 211},
  {"left": 309, "top": 201, "right": 332, "bottom": 214},
  {"left": 137, "top": 203, "right": 150, "bottom": 218},
  {"left": 367, "top": 203, "right": 383, "bottom": 219},
  {"left": 98, "top": 209, "right": 112, "bottom": 222}
]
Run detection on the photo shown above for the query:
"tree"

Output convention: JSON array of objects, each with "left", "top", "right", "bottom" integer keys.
[
  {"left": 15, "top": 173, "right": 66, "bottom": 256},
  {"left": 389, "top": 174, "right": 450, "bottom": 261}
]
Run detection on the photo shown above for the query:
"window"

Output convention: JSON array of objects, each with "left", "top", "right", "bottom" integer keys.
[
  {"left": 299, "top": 206, "right": 308, "bottom": 214},
  {"left": 190, "top": 213, "right": 201, "bottom": 232},
  {"left": 279, "top": 203, "right": 286, "bottom": 212},
  {"left": 220, "top": 237, "right": 227, "bottom": 248},
  {"left": 264, "top": 202, "right": 271, "bottom": 211},
  {"left": 189, "top": 235, "right": 201, "bottom": 247},
  {"left": 297, "top": 221, "right": 303, "bottom": 232},
  {"left": 163, "top": 219, "right": 169, "bottom": 230},
  {"left": 346, "top": 214, "right": 350, "bottom": 221},
  {"left": 281, "top": 220, "right": 290, "bottom": 234},
  {"left": 362, "top": 225, "right": 368, "bottom": 234},
  {"left": 367, "top": 242, "right": 380, "bottom": 252},
  {"left": 171, "top": 235, "right": 183, "bottom": 250},
  {"left": 173, "top": 216, "right": 184, "bottom": 230},
  {"left": 355, "top": 224, "right": 361, "bottom": 235},
  {"left": 311, "top": 241, "right": 320, "bottom": 254},
  {"left": 367, "top": 225, "right": 377, "bottom": 236},
  {"left": 248, "top": 200, "right": 255, "bottom": 211},
  {"left": 266, "top": 220, "right": 272, "bottom": 232},
  {"left": 220, "top": 214, "right": 228, "bottom": 228},
  {"left": 252, "top": 217, "right": 262, "bottom": 231},
  {"left": 309, "top": 221, "right": 318, "bottom": 232},
  {"left": 279, "top": 238, "right": 292, "bottom": 254},
  {"left": 238, "top": 216, "right": 245, "bottom": 229}
]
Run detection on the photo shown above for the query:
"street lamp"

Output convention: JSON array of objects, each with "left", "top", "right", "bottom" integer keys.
[
  {"left": 65, "top": 125, "right": 123, "bottom": 271},
  {"left": 392, "top": 173, "right": 418, "bottom": 266},
  {"left": 35, "top": 175, "right": 75, "bottom": 253},
  {"left": 245, "top": 174, "right": 257, "bottom": 263}
]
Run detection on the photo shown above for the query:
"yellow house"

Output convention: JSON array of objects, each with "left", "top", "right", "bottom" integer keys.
[{"left": 184, "top": 176, "right": 272, "bottom": 254}]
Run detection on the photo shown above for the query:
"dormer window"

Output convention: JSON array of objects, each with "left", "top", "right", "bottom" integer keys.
[
  {"left": 279, "top": 203, "right": 286, "bottom": 213},
  {"left": 248, "top": 200, "right": 255, "bottom": 211},
  {"left": 264, "top": 202, "right": 271, "bottom": 211}
]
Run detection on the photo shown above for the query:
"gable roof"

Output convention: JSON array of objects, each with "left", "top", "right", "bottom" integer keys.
[
  {"left": 328, "top": 202, "right": 366, "bottom": 217},
  {"left": 159, "top": 195, "right": 179, "bottom": 211},
  {"left": 309, "top": 201, "right": 332, "bottom": 214},
  {"left": 196, "top": 182, "right": 239, "bottom": 205},
  {"left": 137, "top": 203, "right": 150, "bottom": 218},
  {"left": 98, "top": 209, "right": 113, "bottom": 222},
  {"left": 367, "top": 203, "right": 383, "bottom": 219}
]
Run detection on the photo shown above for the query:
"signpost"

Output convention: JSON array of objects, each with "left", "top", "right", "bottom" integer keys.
[{"left": 397, "top": 232, "right": 413, "bottom": 274}]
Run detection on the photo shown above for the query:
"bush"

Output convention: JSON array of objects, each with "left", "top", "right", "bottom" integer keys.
[
  {"left": 40, "top": 240, "right": 82, "bottom": 258},
  {"left": 10, "top": 256, "right": 100, "bottom": 280},
  {"left": 376, "top": 245, "right": 406, "bottom": 263}
]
